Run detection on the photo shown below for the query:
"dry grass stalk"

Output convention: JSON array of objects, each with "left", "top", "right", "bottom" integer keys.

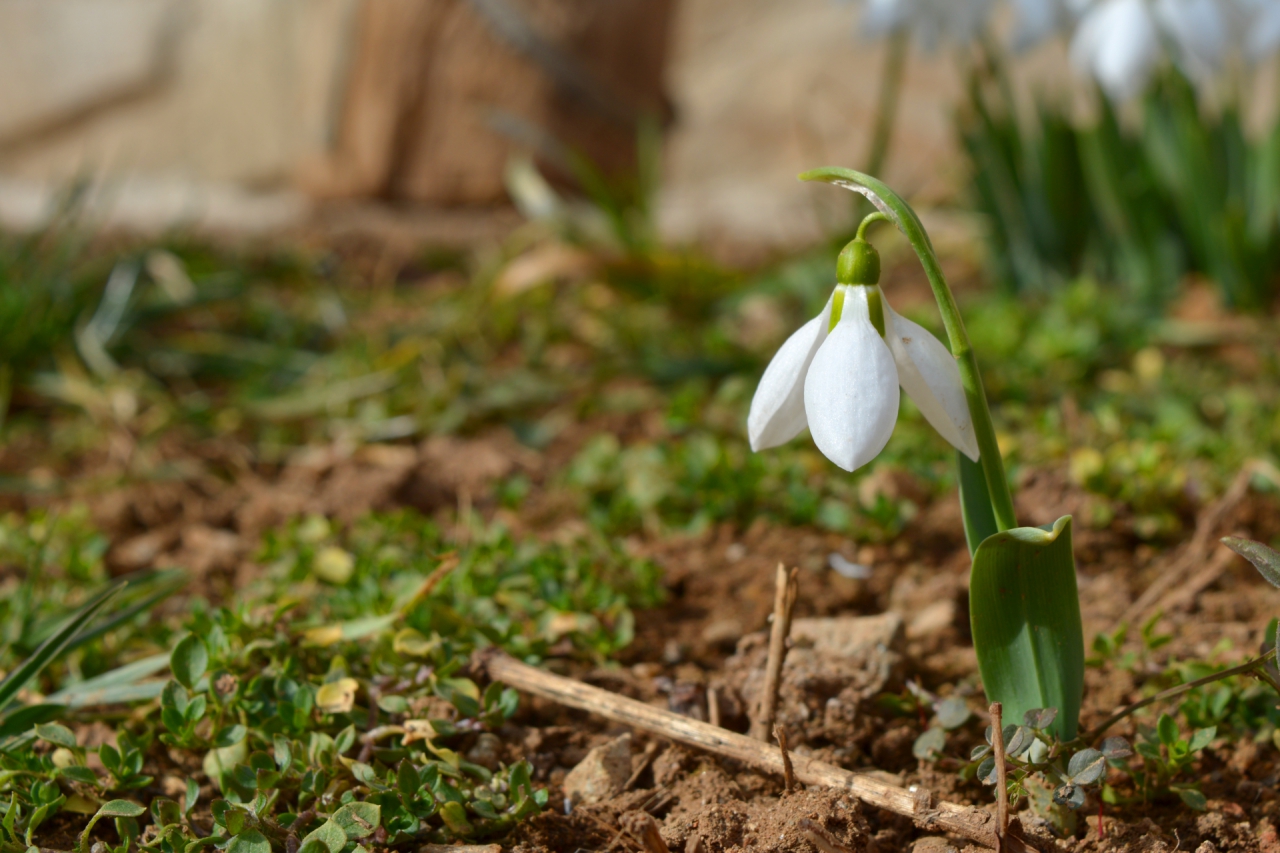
[
  {"left": 751, "top": 563, "right": 799, "bottom": 741},
  {"left": 481, "top": 650, "right": 1041, "bottom": 852}
]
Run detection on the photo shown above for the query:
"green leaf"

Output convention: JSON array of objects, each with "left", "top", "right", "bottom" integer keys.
[
  {"left": 1068, "top": 748, "right": 1107, "bottom": 785},
  {"left": 969, "top": 516, "right": 1084, "bottom": 740},
  {"left": 34, "top": 722, "right": 77, "bottom": 749},
  {"left": 935, "top": 696, "right": 970, "bottom": 730},
  {"left": 911, "top": 727, "right": 946, "bottom": 760},
  {"left": 95, "top": 801, "right": 146, "bottom": 819},
  {"left": 170, "top": 636, "right": 209, "bottom": 691},
  {"left": 958, "top": 450, "right": 999, "bottom": 557},
  {"left": 1157, "top": 713, "right": 1179, "bottom": 747},
  {"left": 301, "top": 819, "right": 347, "bottom": 853},
  {"left": 0, "top": 703, "right": 68, "bottom": 739},
  {"left": 1221, "top": 537, "right": 1280, "bottom": 588},
  {"left": 332, "top": 803, "right": 380, "bottom": 839},
  {"left": 1176, "top": 787, "right": 1208, "bottom": 811},
  {"left": 1188, "top": 726, "right": 1216, "bottom": 753},
  {"left": 0, "top": 580, "right": 127, "bottom": 712},
  {"left": 226, "top": 830, "right": 270, "bottom": 853}
]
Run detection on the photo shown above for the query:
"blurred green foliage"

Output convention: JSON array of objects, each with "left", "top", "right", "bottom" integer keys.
[{"left": 962, "top": 59, "right": 1280, "bottom": 309}]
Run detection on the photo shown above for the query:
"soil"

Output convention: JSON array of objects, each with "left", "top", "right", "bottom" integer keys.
[{"left": 9, "top": 415, "right": 1280, "bottom": 853}]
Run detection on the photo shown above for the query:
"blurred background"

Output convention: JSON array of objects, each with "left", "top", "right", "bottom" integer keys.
[{"left": 0, "top": 0, "right": 1060, "bottom": 255}]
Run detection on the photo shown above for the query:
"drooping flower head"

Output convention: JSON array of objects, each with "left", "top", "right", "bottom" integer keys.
[{"left": 748, "top": 237, "right": 979, "bottom": 472}]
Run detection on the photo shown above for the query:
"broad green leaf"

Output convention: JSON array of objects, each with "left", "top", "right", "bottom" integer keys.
[
  {"left": 170, "top": 636, "right": 209, "bottom": 691},
  {"left": 969, "top": 516, "right": 1084, "bottom": 740},
  {"left": 958, "top": 451, "right": 999, "bottom": 557},
  {"left": 33, "top": 723, "right": 76, "bottom": 749},
  {"left": 332, "top": 802, "right": 380, "bottom": 839},
  {"left": 1188, "top": 726, "right": 1216, "bottom": 753},
  {"left": 1176, "top": 787, "right": 1208, "bottom": 811},
  {"left": 1221, "top": 537, "right": 1280, "bottom": 588},
  {"left": 1157, "top": 714, "right": 1179, "bottom": 747},
  {"left": 226, "top": 831, "right": 270, "bottom": 853},
  {"left": 301, "top": 819, "right": 347, "bottom": 853}
]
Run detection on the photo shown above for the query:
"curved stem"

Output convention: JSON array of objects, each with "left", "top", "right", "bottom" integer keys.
[
  {"left": 857, "top": 211, "right": 891, "bottom": 241},
  {"left": 1086, "top": 649, "right": 1278, "bottom": 740},
  {"left": 806, "top": 167, "right": 1017, "bottom": 531}
]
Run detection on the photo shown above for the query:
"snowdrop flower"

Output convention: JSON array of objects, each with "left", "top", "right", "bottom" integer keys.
[
  {"left": 858, "top": 0, "right": 996, "bottom": 51},
  {"left": 747, "top": 239, "right": 979, "bottom": 472},
  {"left": 1069, "top": 0, "right": 1229, "bottom": 99}
]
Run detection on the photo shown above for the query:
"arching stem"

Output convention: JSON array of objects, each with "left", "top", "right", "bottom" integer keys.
[{"left": 802, "top": 167, "right": 1017, "bottom": 532}]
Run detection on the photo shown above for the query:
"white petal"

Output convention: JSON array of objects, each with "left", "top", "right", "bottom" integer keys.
[
  {"left": 804, "top": 287, "right": 899, "bottom": 472},
  {"left": 1070, "top": 0, "right": 1160, "bottom": 100},
  {"left": 883, "top": 301, "right": 981, "bottom": 461},
  {"left": 747, "top": 294, "right": 833, "bottom": 451}
]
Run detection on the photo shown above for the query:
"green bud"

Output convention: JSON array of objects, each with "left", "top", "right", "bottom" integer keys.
[{"left": 836, "top": 239, "right": 880, "bottom": 286}]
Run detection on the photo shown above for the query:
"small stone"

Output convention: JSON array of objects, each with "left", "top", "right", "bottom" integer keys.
[
  {"left": 701, "top": 619, "right": 744, "bottom": 647},
  {"left": 563, "top": 733, "right": 631, "bottom": 805},
  {"left": 790, "top": 613, "right": 904, "bottom": 657},
  {"left": 1195, "top": 843, "right": 1219, "bottom": 853},
  {"left": 907, "top": 600, "right": 955, "bottom": 639}
]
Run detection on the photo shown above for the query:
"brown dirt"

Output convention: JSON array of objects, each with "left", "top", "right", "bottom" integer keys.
[{"left": 9, "top": 410, "right": 1280, "bottom": 852}]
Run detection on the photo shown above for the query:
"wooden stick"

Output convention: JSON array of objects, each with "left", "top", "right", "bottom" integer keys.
[
  {"left": 751, "top": 564, "right": 799, "bottom": 741},
  {"left": 990, "top": 703, "right": 1008, "bottom": 847},
  {"left": 775, "top": 725, "right": 795, "bottom": 793},
  {"left": 480, "top": 651, "right": 1040, "bottom": 852}
]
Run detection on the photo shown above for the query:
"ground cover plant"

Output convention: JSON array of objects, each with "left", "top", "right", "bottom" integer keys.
[{"left": 0, "top": 158, "right": 1279, "bottom": 852}]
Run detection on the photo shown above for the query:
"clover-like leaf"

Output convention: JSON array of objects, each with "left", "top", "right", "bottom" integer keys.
[
  {"left": 1068, "top": 748, "right": 1107, "bottom": 785},
  {"left": 1023, "top": 707, "right": 1058, "bottom": 730},
  {"left": 936, "top": 697, "right": 971, "bottom": 730},
  {"left": 1005, "top": 725, "right": 1034, "bottom": 758},
  {"left": 1099, "top": 737, "right": 1133, "bottom": 760},
  {"left": 977, "top": 756, "right": 997, "bottom": 785},
  {"left": 912, "top": 727, "right": 946, "bottom": 761},
  {"left": 1222, "top": 537, "right": 1280, "bottom": 588},
  {"left": 1053, "top": 784, "right": 1086, "bottom": 810},
  {"left": 970, "top": 743, "right": 992, "bottom": 762}
]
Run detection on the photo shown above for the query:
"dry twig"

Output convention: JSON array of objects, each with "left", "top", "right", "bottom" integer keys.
[
  {"left": 480, "top": 650, "right": 1040, "bottom": 852},
  {"left": 990, "top": 703, "right": 1009, "bottom": 848},
  {"left": 775, "top": 724, "right": 795, "bottom": 793},
  {"left": 751, "top": 564, "right": 799, "bottom": 740},
  {"left": 1117, "top": 463, "right": 1260, "bottom": 629}
]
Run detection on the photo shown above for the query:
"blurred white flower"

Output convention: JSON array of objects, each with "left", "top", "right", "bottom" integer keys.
[
  {"left": 747, "top": 285, "right": 979, "bottom": 472},
  {"left": 1069, "top": 0, "right": 1229, "bottom": 99},
  {"left": 1233, "top": 0, "right": 1280, "bottom": 61},
  {"left": 859, "top": 0, "right": 997, "bottom": 51},
  {"left": 1009, "top": 0, "right": 1076, "bottom": 50}
]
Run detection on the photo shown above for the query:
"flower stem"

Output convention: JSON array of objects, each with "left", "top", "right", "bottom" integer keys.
[{"left": 801, "top": 167, "right": 1017, "bottom": 531}]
